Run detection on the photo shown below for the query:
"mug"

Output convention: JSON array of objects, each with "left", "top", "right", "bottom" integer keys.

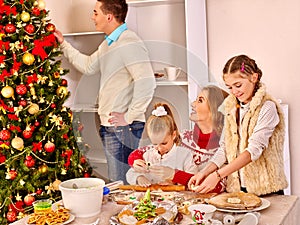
[{"left": 164, "top": 66, "right": 181, "bottom": 81}]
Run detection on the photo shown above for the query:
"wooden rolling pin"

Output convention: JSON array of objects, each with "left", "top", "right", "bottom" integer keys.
[{"left": 118, "top": 184, "right": 186, "bottom": 192}]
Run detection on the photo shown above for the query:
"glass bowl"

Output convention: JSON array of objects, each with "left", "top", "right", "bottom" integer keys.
[{"left": 33, "top": 199, "right": 53, "bottom": 213}]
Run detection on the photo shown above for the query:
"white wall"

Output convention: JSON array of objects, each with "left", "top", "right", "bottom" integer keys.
[{"left": 206, "top": 0, "right": 300, "bottom": 197}]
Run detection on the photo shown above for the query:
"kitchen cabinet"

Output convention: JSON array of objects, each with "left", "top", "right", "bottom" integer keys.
[{"left": 45, "top": 0, "right": 208, "bottom": 178}]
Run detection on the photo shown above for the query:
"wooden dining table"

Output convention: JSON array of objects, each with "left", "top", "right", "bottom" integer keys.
[{"left": 12, "top": 194, "right": 299, "bottom": 225}]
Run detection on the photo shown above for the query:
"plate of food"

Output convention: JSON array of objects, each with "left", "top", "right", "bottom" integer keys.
[
  {"left": 110, "top": 189, "right": 180, "bottom": 225},
  {"left": 26, "top": 206, "right": 75, "bottom": 225},
  {"left": 206, "top": 192, "right": 270, "bottom": 213}
]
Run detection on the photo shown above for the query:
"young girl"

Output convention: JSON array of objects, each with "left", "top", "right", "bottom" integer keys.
[
  {"left": 126, "top": 103, "right": 197, "bottom": 186},
  {"left": 188, "top": 55, "right": 288, "bottom": 196}
]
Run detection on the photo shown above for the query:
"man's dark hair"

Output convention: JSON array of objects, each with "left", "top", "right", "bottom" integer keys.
[{"left": 97, "top": 0, "right": 128, "bottom": 23}]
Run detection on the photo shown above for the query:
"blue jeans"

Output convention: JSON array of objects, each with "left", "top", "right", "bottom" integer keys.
[{"left": 99, "top": 121, "right": 145, "bottom": 184}]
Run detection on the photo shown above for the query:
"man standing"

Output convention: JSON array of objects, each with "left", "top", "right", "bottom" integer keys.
[{"left": 54, "top": 0, "right": 156, "bottom": 183}]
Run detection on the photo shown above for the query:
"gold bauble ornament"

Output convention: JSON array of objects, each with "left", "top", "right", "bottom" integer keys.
[
  {"left": 28, "top": 103, "right": 39, "bottom": 114},
  {"left": 22, "top": 52, "right": 35, "bottom": 65},
  {"left": 56, "top": 86, "right": 68, "bottom": 98},
  {"left": 21, "top": 11, "right": 31, "bottom": 22},
  {"left": 11, "top": 137, "right": 24, "bottom": 150},
  {"left": 52, "top": 179, "right": 61, "bottom": 191},
  {"left": 1, "top": 86, "right": 14, "bottom": 98},
  {"left": 37, "top": 0, "right": 46, "bottom": 10},
  {"left": 38, "top": 164, "right": 48, "bottom": 173}
]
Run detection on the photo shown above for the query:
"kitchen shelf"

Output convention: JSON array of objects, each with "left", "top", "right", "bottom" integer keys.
[
  {"left": 127, "top": 0, "right": 184, "bottom": 7},
  {"left": 63, "top": 31, "right": 104, "bottom": 37},
  {"left": 156, "top": 79, "right": 188, "bottom": 86},
  {"left": 70, "top": 104, "right": 98, "bottom": 113}
]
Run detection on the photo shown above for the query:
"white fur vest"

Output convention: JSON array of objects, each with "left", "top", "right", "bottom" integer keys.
[{"left": 220, "top": 83, "right": 288, "bottom": 196}]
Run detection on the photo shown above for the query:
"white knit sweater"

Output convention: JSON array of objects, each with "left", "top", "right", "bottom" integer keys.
[{"left": 61, "top": 29, "right": 156, "bottom": 126}]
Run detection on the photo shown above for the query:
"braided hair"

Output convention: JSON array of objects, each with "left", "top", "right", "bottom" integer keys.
[{"left": 223, "top": 54, "right": 262, "bottom": 94}]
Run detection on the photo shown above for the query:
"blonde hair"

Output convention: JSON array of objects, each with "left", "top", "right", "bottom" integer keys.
[
  {"left": 202, "top": 85, "right": 229, "bottom": 135},
  {"left": 146, "top": 103, "right": 181, "bottom": 145}
]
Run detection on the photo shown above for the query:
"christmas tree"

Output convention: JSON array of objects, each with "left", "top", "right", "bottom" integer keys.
[{"left": 0, "top": 0, "right": 92, "bottom": 223}]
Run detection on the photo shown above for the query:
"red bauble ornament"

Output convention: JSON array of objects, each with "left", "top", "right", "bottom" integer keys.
[
  {"left": 84, "top": 172, "right": 90, "bottom": 178},
  {"left": 6, "top": 210, "right": 17, "bottom": 222},
  {"left": 18, "top": 99, "right": 27, "bottom": 107},
  {"left": 25, "top": 24, "right": 35, "bottom": 34},
  {"left": 0, "top": 154, "right": 6, "bottom": 163},
  {"left": 8, "top": 201, "right": 23, "bottom": 213},
  {"left": 36, "top": 189, "right": 43, "bottom": 195},
  {"left": 0, "top": 129, "right": 11, "bottom": 141},
  {"left": 34, "top": 121, "right": 40, "bottom": 127},
  {"left": 44, "top": 141, "right": 55, "bottom": 153},
  {"left": 45, "top": 23, "right": 56, "bottom": 32},
  {"left": 24, "top": 155, "right": 35, "bottom": 168},
  {"left": 24, "top": 194, "right": 35, "bottom": 206},
  {"left": 80, "top": 156, "right": 87, "bottom": 164},
  {"left": 50, "top": 103, "right": 56, "bottom": 109},
  {"left": 61, "top": 79, "right": 68, "bottom": 86},
  {"left": 5, "top": 24, "right": 16, "bottom": 33},
  {"left": 8, "top": 169, "right": 17, "bottom": 180},
  {"left": 22, "top": 130, "right": 33, "bottom": 139},
  {"left": 32, "top": 7, "right": 40, "bottom": 16},
  {"left": 16, "top": 84, "right": 27, "bottom": 95}
]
